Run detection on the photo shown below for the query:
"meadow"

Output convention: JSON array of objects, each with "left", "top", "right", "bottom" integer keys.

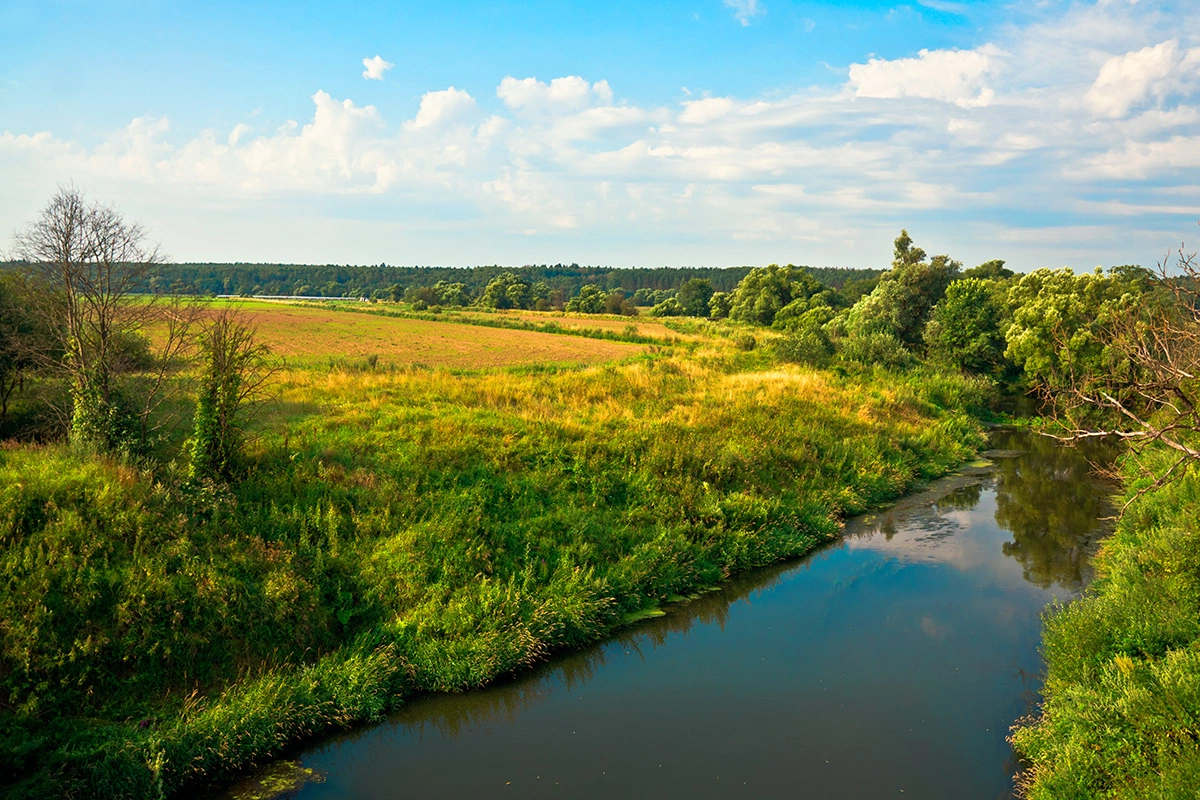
[
  {"left": 0, "top": 307, "right": 986, "bottom": 799},
  {"left": 187, "top": 300, "right": 650, "bottom": 368}
]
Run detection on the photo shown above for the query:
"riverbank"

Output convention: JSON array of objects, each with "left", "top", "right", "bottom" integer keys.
[
  {"left": 223, "top": 426, "right": 1115, "bottom": 800},
  {"left": 0, "top": 351, "right": 986, "bottom": 799},
  {"left": 1011, "top": 450, "right": 1200, "bottom": 798}
]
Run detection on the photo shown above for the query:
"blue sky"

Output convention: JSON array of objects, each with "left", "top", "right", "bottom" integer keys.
[{"left": 2, "top": 0, "right": 1199, "bottom": 270}]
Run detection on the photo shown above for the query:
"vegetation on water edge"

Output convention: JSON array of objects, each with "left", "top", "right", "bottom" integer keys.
[
  {"left": 1010, "top": 453, "right": 1200, "bottom": 798},
  {"left": 0, "top": 354, "right": 985, "bottom": 798}
]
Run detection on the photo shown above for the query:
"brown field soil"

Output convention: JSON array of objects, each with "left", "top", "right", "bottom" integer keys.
[{"left": 202, "top": 302, "right": 645, "bottom": 368}]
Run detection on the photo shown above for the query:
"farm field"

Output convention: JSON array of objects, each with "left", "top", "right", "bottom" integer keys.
[{"left": 205, "top": 300, "right": 646, "bottom": 368}]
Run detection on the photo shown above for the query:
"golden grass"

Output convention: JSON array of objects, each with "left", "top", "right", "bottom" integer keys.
[{"left": 200, "top": 302, "right": 645, "bottom": 369}]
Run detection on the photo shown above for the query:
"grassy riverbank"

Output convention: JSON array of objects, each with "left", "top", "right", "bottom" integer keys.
[
  {"left": 1, "top": 342, "right": 985, "bottom": 798},
  {"left": 1011, "top": 451, "right": 1200, "bottom": 798}
]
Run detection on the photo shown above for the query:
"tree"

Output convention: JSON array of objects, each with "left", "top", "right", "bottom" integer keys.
[
  {"left": 1036, "top": 248, "right": 1197, "bottom": 508},
  {"left": 708, "top": 291, "right": 733, "bottom": 319},
  {"left": 676, "top": 279, "right": 714, "bottom": 317},
  {"left": 846, "top": 230, "right": 960, "bottom": 350},
  {"left": 924, "top": 278, "right": 1006, "bottom": 374},
  {"left": 728, "top": 265, "right": 825, "bottom": 326},
  {"left": 11, "top": 186, "right": 195, "bottom": 452},
  {"left": 186, "top": 307, "right": 274, "bottom": 482},
  {"left": 566, "top": 285, "right": 607, "bottom": 314},
  {"left": 1003, "top": 267, "right": 1142, "bottom": 393},
  {"left": 478, "top": 272, "right": 532, "bottom": 310}
]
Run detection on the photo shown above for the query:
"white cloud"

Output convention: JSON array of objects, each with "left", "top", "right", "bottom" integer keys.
[
  {"left": 679, "top": 97, "right": 736, "bottom": 124},
  {"left": 362, "top": 55, "right": 394, "bottom": 81},
  {"left": 4, "top": 0, "right": 1199, "bottom": 270},
  {"left": 1081, "top": 135, "right": 1200, "bottom": 179},
  {"left": 1084, "top": 40, "right": 1200, "bottom": 118},
  {"left": 406, "top": 87, "right": 479, "bottom": 131},
  {"left": 497, "top": 76, "right": 612, "bottom": 116},
  {"left": 724, "top": 0, "right": 765, "bottom": 27},
  {"left": 847, "top": 46, "right": 999, "bottom": 108}
]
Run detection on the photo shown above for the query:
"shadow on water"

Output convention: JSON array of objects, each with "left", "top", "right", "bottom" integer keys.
[{"left": 220, "top": 428, "right": 1118, "bottom": 800}]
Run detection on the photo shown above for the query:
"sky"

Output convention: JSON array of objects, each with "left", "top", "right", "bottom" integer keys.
[{"left": 2, "top": 0, "right": 1199, "bottom": 271}]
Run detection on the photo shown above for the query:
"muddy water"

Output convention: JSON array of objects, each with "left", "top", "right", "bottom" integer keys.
[{"left": 226, "top": 428, "right": 1116, "bottom": 799}]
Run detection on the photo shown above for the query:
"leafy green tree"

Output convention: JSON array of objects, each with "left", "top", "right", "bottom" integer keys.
[
  {"left": 845, "top": 230, "right": 960, "bottom": 350},
  {"left": 676, "top": 279, "right": 714, "bottom": 317},
  {"left": 708, "top": 291, "right": 733, "bottom": 319},
  {"left": 566, "top": 284, "right": 607, "bottom": 314},
  {"left": 649, "top": 297, "right": 684, "bottom": 316},
  {"left": 924, "top": 278, "right": 1006, "bottom": 374},
  {"left": 1003, "top": 267, "right": 1140, "bottom": 391},
  {"left": 729, "top": 265, "right": 825, "bottom": 326},
  {"left": 434, "top": 281, "right": 471, "bottom": 306},
  {"left": 478, "top": 272, "right": 532, "bottom": 309}
]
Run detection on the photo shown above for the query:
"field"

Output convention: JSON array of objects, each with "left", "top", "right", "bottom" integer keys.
[
  {"left": 201, "top": 301, "right": 647, "bottom": 368},
  {"left": 0, "top": 309, "right": 989, "bottom": 799}
]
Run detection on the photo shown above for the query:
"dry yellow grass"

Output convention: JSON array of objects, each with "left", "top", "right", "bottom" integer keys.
[
  {"left": 447, "top": 308, "right": 694, "bottom": 340},
  {"left": 203, "top": 302, "right": 644, "bottom": 369}
]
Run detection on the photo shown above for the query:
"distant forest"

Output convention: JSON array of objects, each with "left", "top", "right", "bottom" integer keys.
[{"left": 0, "top": 262, "right": 881, "bottom": 300}]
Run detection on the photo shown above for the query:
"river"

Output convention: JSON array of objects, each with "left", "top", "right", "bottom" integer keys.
[{"left": 223, "top": 428, "right": 1116, "bottom": 799}]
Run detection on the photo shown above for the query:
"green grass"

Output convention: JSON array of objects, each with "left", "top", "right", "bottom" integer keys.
[
  {"left": 0, "top": 344, "right": 987, "bottom": 798},
  {"left": 1011, "top": 452, "right": 1200, "bottom": 799}
]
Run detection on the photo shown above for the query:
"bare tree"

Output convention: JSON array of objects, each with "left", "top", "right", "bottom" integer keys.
[
  {"left": 187, "top": 306, "right": 276, "bottom": 481},
  {"left": 11, "top": 185, "right": 196, "bottom": 451},
  {"left": 1046, "top": 243, "right": 1200, "bottom": 511}
]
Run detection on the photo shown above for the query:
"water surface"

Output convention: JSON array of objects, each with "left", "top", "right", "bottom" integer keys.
[{"left": 227, "top": 429, "right": 1115, "bottom": 799}]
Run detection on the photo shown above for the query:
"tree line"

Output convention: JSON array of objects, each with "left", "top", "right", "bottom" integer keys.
[{"left": 0, "top": 258, "right": 879, "bottom": 305}]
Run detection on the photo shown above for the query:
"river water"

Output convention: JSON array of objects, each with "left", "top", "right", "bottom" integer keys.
[{"left": 226, "top": 428, "right": 1116, "bottom": 799}]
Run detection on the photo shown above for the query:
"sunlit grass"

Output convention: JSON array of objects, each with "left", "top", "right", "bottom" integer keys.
[{"left": 0, "top": 330, "right": 986, "bottom": 799}]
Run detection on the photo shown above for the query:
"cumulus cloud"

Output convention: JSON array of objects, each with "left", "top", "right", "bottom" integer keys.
[
  {"left": 724, "top": 0, "right": 765, "bottom": 27},
  {"left": 406, "top": 87, "right": 479, "bottom": 131},
  {"left": 679, "top": 97, "right": 736, "bottom": 124},
  {"left": 1085, "top": 40, "right": 1200, "bottom": 118},
  {"left": 362, "top": 55, "right": 394, "bottom": 81},
  {"left": 848, "top": 46, "right": 999, "bottom": 108},
  {"left": 497, "top": 75, "right": 613, "bottom": 116}
]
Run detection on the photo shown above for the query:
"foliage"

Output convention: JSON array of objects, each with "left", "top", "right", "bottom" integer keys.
[
  {"left": 728, "top": 265, "right": 827, "bottom": 326},
  {"left": 845, "top": 230, "right": 961, "bottom": 350},
  {"left": 924, "top": 277, "right": 1006, "bottom": 374},
  {"left": 649, "top": 297, "right": 684, "bottom": 317},
  {"left": 477, "top": 272, "right": 535, "bottom": 310},
  {"left": 565, "top": 284, "right": 608, "bottom": 314},
  {"left": 708, "top": 291, "right": 732, "bottom": 319},
  {"left": 186, "top": 310, "right": 274, "bottom": 482},
  {"left": 676, "top": 279, "right": 714, "bottom": 317},
  {"left": 1003, "top": 267, "right": 1141, "bottom": 392},
  {"left": 1011, "top": 453, "right": 1200, "bottom": 799}
]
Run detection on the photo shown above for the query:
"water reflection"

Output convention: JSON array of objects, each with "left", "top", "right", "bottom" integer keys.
[
  {"left": 222, "top": 428, "right": 1118, "bottom": 800},
  {"left": 990, "top": 429, "right": 1117, "bottom": 590}
]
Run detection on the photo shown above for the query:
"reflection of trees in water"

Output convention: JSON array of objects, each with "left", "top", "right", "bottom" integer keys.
[
  {"left": 989, "top": 429, "right": 1117, "bottom": 591},
  {"left": 935, "top": 483, "right": 982, "bottom": 512},
  {"left": 385, "top": 554, "right": 812, "bottom": 742}
]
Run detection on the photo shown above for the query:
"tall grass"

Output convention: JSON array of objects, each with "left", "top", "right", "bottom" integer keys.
[
  {"left": 0, "top": 349, "right": 984, "bottom": 798},
  {"left": 1011, "top": 452, "right": 1200, "bottom": 798}
]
